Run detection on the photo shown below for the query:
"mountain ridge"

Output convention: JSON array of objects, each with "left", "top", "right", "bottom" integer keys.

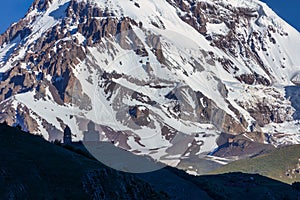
[{"left": 0, "top": 0, "right": 299, "bottom": 174}]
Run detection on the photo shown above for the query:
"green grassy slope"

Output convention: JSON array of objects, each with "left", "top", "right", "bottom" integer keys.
[
  {"left": 210, "top": 144, "right": 300, "bottom": 184},
  {"left": 172, "top": 170, "right": 300, "bottom": 200}
]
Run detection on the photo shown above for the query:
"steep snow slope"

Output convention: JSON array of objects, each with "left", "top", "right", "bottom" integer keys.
[{"left": 0, "top": 0, "right": 299, "bottom": 173}]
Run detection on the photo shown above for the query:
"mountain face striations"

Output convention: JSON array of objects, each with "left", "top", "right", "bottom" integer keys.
[{"left": 0, "top": 0, "right": 299, "bottom": 174}]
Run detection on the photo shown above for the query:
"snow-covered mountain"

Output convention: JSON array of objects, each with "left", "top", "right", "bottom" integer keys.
[{"left": 0, "top": 0, "right": 299, "bottom": 173}]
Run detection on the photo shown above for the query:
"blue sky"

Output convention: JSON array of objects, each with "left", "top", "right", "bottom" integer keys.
[
  {"left": 0, "top": 1, "right": 33, "bottom": 34},
  {"left": 0, "top": 0, "right": 299, "bottom": 34},
  {"left": 261, "top": 0, "right": 300, "bottom": 31}
]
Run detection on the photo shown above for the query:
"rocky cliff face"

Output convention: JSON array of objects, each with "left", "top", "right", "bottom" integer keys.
[{"left": 0, "top": 0, "right": 299, "bottom": 174}]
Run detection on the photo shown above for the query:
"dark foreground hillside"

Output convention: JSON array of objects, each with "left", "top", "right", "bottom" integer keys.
[
  {"left": 0, "top": 123, "right": 299, "bottom": 199},
  {"left": 0, "top": 123, "right": 167, "bottom": 200}
]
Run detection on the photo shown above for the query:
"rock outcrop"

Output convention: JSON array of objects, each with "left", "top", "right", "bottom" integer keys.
[{"left": 0, "top": 0, "right": 299, "bottom": 174}]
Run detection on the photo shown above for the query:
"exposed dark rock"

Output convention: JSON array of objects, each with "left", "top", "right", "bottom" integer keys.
[
  {"left": 195, "top": 91, "right": 245, "bottom": 134},
  {"left": 146, "top": 34, "right": 166, "bottom": 64},
  {"left": 213, "top": 132, "right": 274, "bottom": 158},
  {"left": 236, "top": 73, "right": 270, "bottom": 86},
  {"left": 129, "top": 105, "right": 151, "bottom": 126},
  {"left": 161, "top": 125, "right": 178, "bottom": 141},
  {"left": 0, "top": 67, "right": 36, "bottom": 101}
]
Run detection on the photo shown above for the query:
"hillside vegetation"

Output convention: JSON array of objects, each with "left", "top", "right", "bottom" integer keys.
[
  {"left": 0, "top": 123, "right": 167, "bottom": 199},
  {"left": 1, "top": 123, "right": 299, "bottom": 199},
  {"left": 210, "top": 144, "right": 300, "bottom": 184}
]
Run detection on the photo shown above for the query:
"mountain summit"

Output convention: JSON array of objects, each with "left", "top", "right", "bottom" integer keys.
[{"left": 0, "top": 0, "right": 299, "bottom": 173}]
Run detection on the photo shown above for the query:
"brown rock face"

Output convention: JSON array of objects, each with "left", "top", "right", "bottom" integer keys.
[
  {"left": 236, "top": 73, "right": 271, "bottom": 86},
  {"left": 165, "top": 85, "right": 246, "bottom": 135},
  {"left": 167, "top": 0, "right": 208, "bottom": 34},
  {"left": 0, "top": 67, "right": 36, "bottom": 101},
  {"left": 30, "top": 0, "right": 53, "bottom": 12},
  {"left": 129, "top": 106, "right": 151, "bottom": 126},
  {"left": 213, "top": 132, "right": 274, "bottom": 158},
  {"left": 0, "top": 19, "right": 31, "bottom": 47},
  {"left": 15, "top": 105, "right": 39, "bottom": 133},
  {"left": 0, "top": 99, "right": 42, "bottom": 135},
  {"left": 161, "top": 125, "right": 178, "bottom": 141},
  {"left": 194, "top": 91, "right": 245, "bottom": 134},
  {"left": 235, "top": 86, "right": 294, "bottom": 127},
  {"left": 0, "top": 0, "right": 51, "bottom": 46},
  {"left": 0, "top": 0, "right": 99, "bottom": 132},
  {"left": 0, "top": 0, "right": 296, "bottom": 151},
  {"left": 146, "top": 34, "right": 166, "bottom": 64},
  {"left": 166, "top": 0, "right": 286, "bottom": 85},
  {"left": 247, "top": 103, "right": 288, "bottom": 126}
]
